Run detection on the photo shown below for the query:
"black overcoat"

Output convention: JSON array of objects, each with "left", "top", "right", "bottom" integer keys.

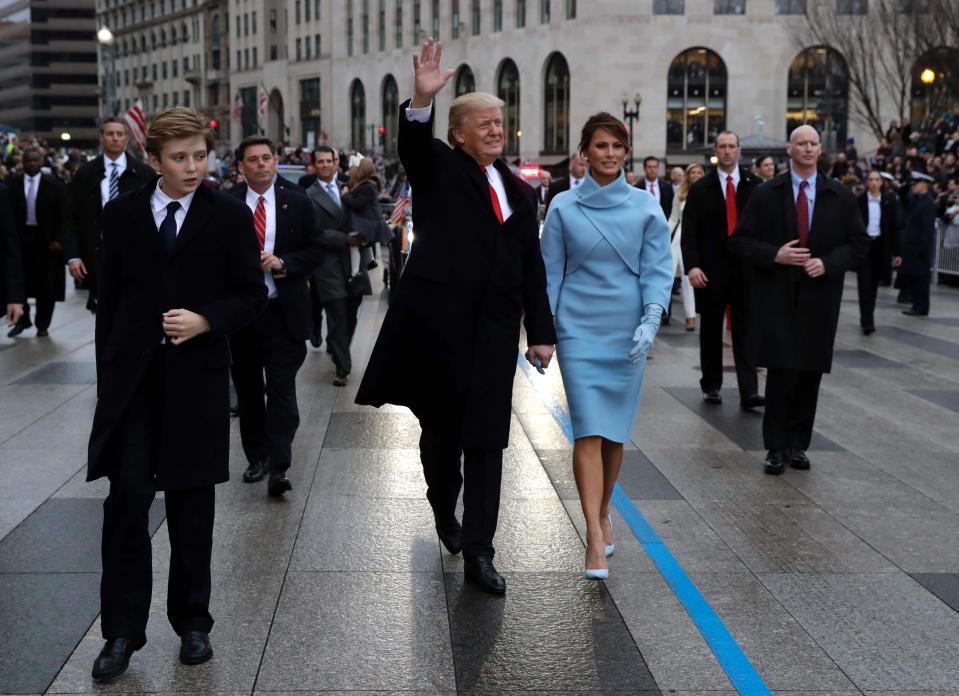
[
  {"left": 898, "top": 192, "right": 937, "bottom": 277},
  {"left": 10, "top": 173, "right": 67, "bottom": 301},
  {"left": 680, "top": 167, "right": 761, "bottom": 316},
  {"left": 857, "top": 191, "right": 902, "bottom": 285},
  {"left": 0, "top": 182, "right": 25, "bottom": 307},
  {"left": 86, "top": 181, "right": 267, "bottom": 490},
  {"left": 355, "top": 101, "right": 556, "bottom": 450},
  {"left": 730, "top": 172, "right": 868, "bottom": 373},
  {"left": 637, "top": 177, "right": 674, "bottom": 219},
  {"left": 229, "top": 182, "right": 326, "bottom": 340}
]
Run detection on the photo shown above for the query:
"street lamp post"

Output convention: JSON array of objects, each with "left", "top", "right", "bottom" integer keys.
[
  {"left": 920, "top": 67, "right": 936, "bottom": 127},
  {"left": 622, "top": 92, "right": 641, "bottom": 173},
  {"left": 97, "top": 27, "right": 117, "bottom": 118}
]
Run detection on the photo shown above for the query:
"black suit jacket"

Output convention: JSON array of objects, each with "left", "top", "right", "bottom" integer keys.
[
  {"left": 87, "top": 181, "right": 267, "bottom": 490},
  {"left": 730, "top": 172, "right": 867, "bottom": 373},
  {"left": 545, "top": 176, "right": 570, "bottom": 210},
  {"left": 857, "top": 191, "right": 902, "bottom": 284},
  {"left": 229, "top": 182, "right": 324, "bottom": 340},
  {"left": 637, "top": 177, "right": 674, "bottom": 219},
  {"left": 0, "top": 182, "right": 24, "bottom": 306},
  {"left": 63, "top": 153, "right": 156, "bottom": 272},
  {"left": 680, "top": 167, "right": 761, "bottom": 315},
  {"left": 355, "top": 100, "right": 555, "bottom": 450},
  {"left": 10, "top": 173, "right": 67, "bottom": 300}
]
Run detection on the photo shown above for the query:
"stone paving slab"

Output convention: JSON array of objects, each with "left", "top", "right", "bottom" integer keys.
[
  {"left": 907, "top": 389, "right": 959, "bottom": 414},
  {"left": 910, "top": 573, "right": 959, "bottom": 614},
  {"left": 11, "top": 363, "right": 97, "bottom": 385}
]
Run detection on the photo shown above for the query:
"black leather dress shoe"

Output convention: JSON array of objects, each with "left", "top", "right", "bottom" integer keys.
[
  {"left": 740, "top": 394, "right": 765, "bottom": 410},
  {"left": 902, "top": 309, "right": 928, "bottom": 316},
  {"left": 267, "top": 470, "right": 292, "bottom": 497},
  {"left": 464, "top": 556, "right": 506, "bottom": 595},
  {"left": 179, "top": 631, "right": 213, "bottom": 665},
  {"left": 91, "top": 636, "right": 145, "bottom": 681},
  {"left": 36, "top": 329, "right": 49, "bottom": 337},
  {"left": 862, "top": 325, "right": 876, "bottom": 335},
  {"left": 309, "top": 328, "right": 322, "bottom": 349},
  {"left": 763, "top": 449, "right": 786, "bottom": 475},
  {"left": 333, "top": 370, "right": 349, "bottom": 387},
  {"left": 788, "top": 449, "right": 811, "bottom": 470},
  {"left": 435, "top": 515, "right": 462, "bottom": 555},
  {"left": 703, "top": 390, "right": 722, "bottom": 405},
  {"left": 6, "top": 319, "right": 30, "bottom": 338},
  {"left": 229, "top": 404, "right": 240, "bottom": 418},
  {"left": 243, "top": 459, "right": 270, "bottom": 483}
]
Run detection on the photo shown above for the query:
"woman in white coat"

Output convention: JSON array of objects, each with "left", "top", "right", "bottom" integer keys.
[{"left": 666, "top": 163, "right": 705, "bottom": 331}]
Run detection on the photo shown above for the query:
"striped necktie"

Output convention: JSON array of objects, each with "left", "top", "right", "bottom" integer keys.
[{"left": 108, "top": 162, "right": 119, "bottom": 200}]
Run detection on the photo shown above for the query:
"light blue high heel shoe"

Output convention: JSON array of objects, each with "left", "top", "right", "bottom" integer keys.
[
  {"left": 605, "top": 515, "right": 614, "bottom": 557},
  {"left": 584, "top": 567, "right": 609, "bottom": 580}
]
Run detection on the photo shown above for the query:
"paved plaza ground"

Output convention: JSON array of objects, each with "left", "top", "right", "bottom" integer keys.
[{"left": 2, "top": 273, "right": 959, "bottom": 695}]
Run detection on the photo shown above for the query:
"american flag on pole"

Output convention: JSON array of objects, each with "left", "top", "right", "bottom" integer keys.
[
  {"left": 231, "top": 92, "right": 243, "bottom": 123},
  {"left": 124, "top": 99, "right": 148, "bottom": 151},
  {"left": 388, "top": 184, "right": 410, "bottom": 226},
  {"left": 256, "top": 85, "right": 268, "bottom": 133}
]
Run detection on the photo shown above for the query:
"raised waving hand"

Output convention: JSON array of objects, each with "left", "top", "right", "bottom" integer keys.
[{"left": 411, "top": 38, "right": 454, "bottom": 108}]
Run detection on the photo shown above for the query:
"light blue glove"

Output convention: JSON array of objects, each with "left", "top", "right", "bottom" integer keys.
[{"left": 628, "top": 304, "right": 665, "bottom": 364}]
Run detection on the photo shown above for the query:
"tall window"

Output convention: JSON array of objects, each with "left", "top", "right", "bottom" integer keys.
[
  {"left": 378, "top": 0, "right": 385, "bottom": 50},
  {"left": 451, "top": 0, "right": 460, "bottom": 38},
  {"left": 362, "top": 0, "right": 369, "bottom": 52},
  {"left": 347, "top": 0, "right": 353, "bottom": 56},
  {"left": 471, "top": 0, "right": 480, "bottom": 34},
  {"left": 653, "top": 0, "right": 684, "bottom": 12},
  {"left": 775, "top": 0, "right": 805, "bottom": 12},
  {"left": 454, "top": 64, "right": 475, "bottom": 96},
  {"left": 301, "top": 77, "right": 321, "bottom": 147},
  {"left": 493, "top": 0, "right": 502, "bottom": 31},
  {"left": 381, "top": 74, "right": 399, "bottom": 155},
  {"left": 517, "top": 0, "right": 526, "bottom": 27},
  {"left": 836, "top": 0, "right": 867, "bottom": 13},
  {"left": 210, "top": 15, "right": 221, "bottom": 69},
  {"left": 497, "top": 59, "right": 520, "bottom": 156},
  {"left": 565, "top": 0, "right": 575, "bottom": 18},
  {"left": 241, "top": 86, "right": 257, "bottom": 137},
  {"left": 787, "top": 46, "right": 848, "bottom": 152},
  {"left": 714, "top": 0, "right": 745, "bottom": 13},
  {"left": 541, "top": 0, "right": 550, "bottom": 22},
  {"left": 666, "top": 48, "right": 727, "bottom": 152},
  {"left": 350, "top": 79, "right": 366, "bottom": 150},
  {"left": 431, "top": 0, "right": 439, "bottom": 38},
  {"left": 413, "top": 0, "right": 420, "bottom": 43},
  {"left": 543, "top": 52, "right": 569, "bottom": 154},
  {"left": 395, "top": 0, "right": 402, "bottom": 47}
]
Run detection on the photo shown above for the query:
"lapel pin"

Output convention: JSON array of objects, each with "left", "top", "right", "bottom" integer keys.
[{"left": 282, "top": 203, "right": 288, "bottom": 210}]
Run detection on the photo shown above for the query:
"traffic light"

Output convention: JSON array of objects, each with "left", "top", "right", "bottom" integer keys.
[
  {"left": 209, "top": 119, "right": 219, "bottom": 136},
  {"left": 378, "top": 126, "right": 386, "bottom": 147}
]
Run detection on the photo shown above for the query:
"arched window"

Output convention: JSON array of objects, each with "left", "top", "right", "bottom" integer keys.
[
  {"left": 381, "top": 73, "right": 399, "bottom": 156},
  {"left": 181, "top": 21, "right": 188, "bottom": 42},
  {"left": 543, "top": 52, "right": 569, "bottom": 154},
  {"left": 170, "top": 25, "right": 177, "bottom": 43},
  {"left": 150, "top": 30, "right": 157, "bottom": 49},
  {"left": 787, "top": 46, "right": 848, "bottom": 152},
  {"left": 666, "top": 48, "right": 727, "bottom": 152},
  {"left": 910, "top": 47, "right": 959, "bottom": 129},
  {"left": 454, "top": 64, "right": 475, "bottom": 97},
  {"left": 350, "top": 79, "right": 366, "bottom": 150},
  {"left": 496, "top": 59, "right": 520, "bottom": 156},
  {"left": 160, "top": 28, "right": 166, "bottom": 47}
]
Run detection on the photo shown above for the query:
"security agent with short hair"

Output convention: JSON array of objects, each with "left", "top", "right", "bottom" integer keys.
[
  {"left": 898, "top": 170, "right": 938, "bottom": 317},
  {"left": 86, "top": 107, "right": 267, "bottom": 682},
  {"left": 63, "top": 117, "right": 155, "bottom": 312},
  {"left": 228, "top": 136, "right": 325, "bottom": 495}
]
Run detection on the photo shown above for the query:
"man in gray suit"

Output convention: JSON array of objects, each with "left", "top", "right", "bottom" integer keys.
[{"left": 305, "top": 146, "right": 370, "bottom": 386}]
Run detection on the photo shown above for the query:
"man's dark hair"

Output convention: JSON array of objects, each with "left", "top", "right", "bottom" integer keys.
[
  {"left": 99, "top": 117, "right": 125, "bottom": 133},
  {"left": 643, "top": 155, "right": 659, "bottom": 167},
  {"left": 236, "top": 136, "right": 276, "bottom": 162},
  {"left": 312, "top": 145, "right": 335, "bottom": 160},
  {"left": 577, "top": 112, "right": 630, "bottom": 155}
]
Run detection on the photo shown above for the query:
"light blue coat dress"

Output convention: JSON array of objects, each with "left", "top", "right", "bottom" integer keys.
[{"left": 541, "top": 171, "right": 674, "bottom": 443}]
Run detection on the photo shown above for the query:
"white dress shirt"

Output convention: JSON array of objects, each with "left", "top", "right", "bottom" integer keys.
[
  {"left": 245, "top": 185, "right": 279, "bottom": 299},
  {"left": 866, "top": 192, "right": 882, "bottom": 238},
  {"left": 23, "top": 173, "right": 41, "bottom": 225},
  {"left": 100, "top": 152, "right": 128, "bottom": 207},
  {"left": 718, "top": 167, "right": 741, "bottom": 200},
  {"left": 644, "top": 178, "right": 660, "bottom": 201},
  {"left": 570, "top": 175, "right": 584, "bottom": 189},
  {"left": 151, "top": 182, "right": 195, "bottom": 235},
  {"left": 405, "top": 100, "right": 513, "bottom": 221}
]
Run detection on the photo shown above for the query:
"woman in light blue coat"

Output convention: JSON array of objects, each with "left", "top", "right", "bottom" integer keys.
[{"left": 539, "top": 113, "right": 673, "bottom": 579}]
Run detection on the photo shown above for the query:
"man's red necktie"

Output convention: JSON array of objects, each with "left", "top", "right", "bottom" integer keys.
[
  {"left": 483, "top": 167, "right": 504, "bottom": 224},
  {"left": 796, "top": 180, "right": 809, "bottom": 247},
  {"left": 725, "top": 174, "right": 737, "bottom": 237},
  {"left": 253, "top": 195, "right": 266, "bottom": 249}
]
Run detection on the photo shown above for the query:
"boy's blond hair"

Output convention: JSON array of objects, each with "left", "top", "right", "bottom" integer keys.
[{"left": 146, "top": 107, "right": 214, "bottom": 158}]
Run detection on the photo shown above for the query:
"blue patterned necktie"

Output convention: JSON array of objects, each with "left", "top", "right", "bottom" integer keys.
[
  {"left": 108, "top": 162, "right": 119, "bottom": 200},
  {"left": 159, "top": 201, "right": 181, "bottom": 255}
]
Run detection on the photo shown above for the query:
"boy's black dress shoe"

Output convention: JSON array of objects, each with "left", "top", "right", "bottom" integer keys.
[
  {"left": 243, "top": 458, "right": 270, "bottom": 483},
  {"left": 740, "top": 394, "right": 765, "bottom": 410},
  {"left": 464, "top": 556, "right": 506, "bottom": 595},
  {"left": 787, "top": 449, "right": 811, "bottom": 470},
  {"left": 763, "top": 449, "right": 786, "bottom": 475},
  {"left": 91, "top": 636, "right": 145, "bottom": 681},
  {"left": 434, "top": 515, "right": 462, "bottom": 555},
  {"left": 7, "top": 319, "right": 30, "bottom": 337},
  {"left": 902, "top": 309, "right": 928, "bottom": 316},
  {"left": 179, "top": 631, "right": 213, "bottom": 665},
  {"left": 703, "top": 390, "right": 722, "bottom": 404},
  {"left": 267, "top": 471, "right": 292, "bottom": 497}
]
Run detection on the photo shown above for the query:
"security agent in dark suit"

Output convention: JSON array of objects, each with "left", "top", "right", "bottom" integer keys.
[
  {"left": 63, "top": 118, "right": 155, "bottom": 312},
  {"left": 636, "top": 155, "right": 674, "bottom": 219},
  {"left": 228, "top": 136, "right": 324, "bottom": 494},
  {"left": 899, "top": 170, "right": 938, "bottom": 317},
  {"left": 356, "top": 40, "right": 556, "bottom": 595},
  {"left": 545, "top": 151, "right": 586, "bottom": 210},
  {"left": 8, "top": 147, "right": 67, "bottom": 337},
  {"left": 731, "top": 125, "right": 867, "bottom": 475},
  {"left": 86, "top": 108, "right": 267, "bottom": 681},
  {"left": 681, "top": 132, "right": 764, "bottom": 408},
  {"left": 0, "top": 182, "right": 25, "bottom": 327},
  {"left": 305, "top": 146, "right": 371, "bottom": 385},
  {"left": 856, "top": 170, "right": 903, "bottom": 334}
]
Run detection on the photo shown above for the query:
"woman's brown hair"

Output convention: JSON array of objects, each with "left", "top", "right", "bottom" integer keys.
[
  {"left": 578, "top": 112, "right": 630, "bottom": 155},
  {"left": 348, "top": 157, "right": 381, "bottom": 190}
]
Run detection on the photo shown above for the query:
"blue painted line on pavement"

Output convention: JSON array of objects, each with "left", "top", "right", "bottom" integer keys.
[{"left": 517, "top": 355, "right": 773, "bottom": 696}]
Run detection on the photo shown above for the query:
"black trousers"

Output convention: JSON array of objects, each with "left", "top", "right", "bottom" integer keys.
[
  {"left": 762, "top": 368, "right": 823, "bottom": 451},
  {"left": 230, "top": 300, "right": 307, "bottom": 473},
  {"left": 308, "top": 273, "right": 324, "bottom": 336},
  {"left": 856, "top": 239, "right": 883, "bottom": 328},
  {"left": 100, "top": 352, "right": 215, "bottom": 641},
  {"left": 419, "top": 427, "right": 503, "bottom": 560},
  {"left": 699, "top": 303, "right": 758, "bottom": 400},
  {"left": 901, "top": 271, "right": 931, "bottom": 315},
  {"left": 324, "top": 295, "right": 363, "bottom": 375}
]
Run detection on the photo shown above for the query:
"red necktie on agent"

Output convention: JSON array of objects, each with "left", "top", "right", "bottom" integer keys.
[
  {"left": 725, "top": 174, "right": 737, "bottom": 237},
  {"left": 796, "top": 180, "right": 809, "bottom": 247},
  {"left": 253, "top": 195, "right": 266, "bottom": 249},
  {"left": 484, "top": 167, "right": 505, "bottom": 224}
]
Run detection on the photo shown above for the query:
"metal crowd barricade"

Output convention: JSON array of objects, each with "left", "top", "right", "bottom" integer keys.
[{"left": 935, "top": 218, "right": 959, "bottom": 278}]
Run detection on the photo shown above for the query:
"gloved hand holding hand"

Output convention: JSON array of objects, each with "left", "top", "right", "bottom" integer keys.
[{"left": 628, "top": 304, "right": 665, "bottom": 364}]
